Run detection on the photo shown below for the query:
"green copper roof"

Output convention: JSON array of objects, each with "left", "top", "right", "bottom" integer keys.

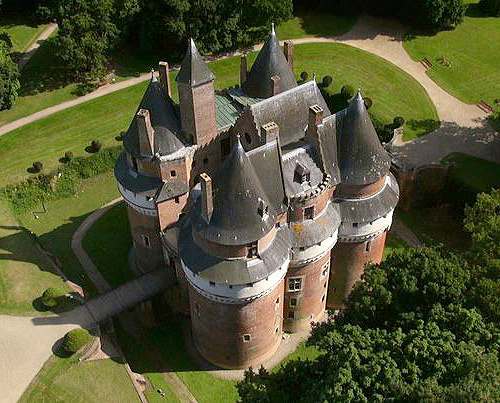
[{"left": 215, "top": 94, "right": 242, "bottom": 130}]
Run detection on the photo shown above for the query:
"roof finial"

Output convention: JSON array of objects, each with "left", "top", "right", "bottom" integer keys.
[{"left": 271, "top": 22, "right": 275, "bottom": 35}]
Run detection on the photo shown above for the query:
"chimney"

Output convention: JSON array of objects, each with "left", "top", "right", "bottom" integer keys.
[
  {"left": 307, "top": 104, "right": 324, "bottom": 139},
  {"left": 137, "top": 109, "right": 154, "bottom": 156},
  {"left": 283, "top": 41, "right": 293, "bottom": 70},
  {"left": 261, "top": 121, "right": 279, "bottom": 144},
  {"left": 200, "top": 173, "right": 213, "bottom": 223},
  {"left": 240, "top": 55, "right": 247, "bottom": 86},
  {"left": 158, "top": 61, "right": 172, "bottom": 97},
  {"left": 270, "top": 75, "right": 280, "bottom": 96}
]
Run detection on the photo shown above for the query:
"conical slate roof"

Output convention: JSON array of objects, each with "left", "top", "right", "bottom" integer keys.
[
  {"left": 194, "top": 137, "right": 276, "bottom": 245},
  {"left": 242, "top": 26, "right": 297, "bottom": 98},
  {"left": 176, "top": 39, "right": 215, "bottom": 86},
  {"left": 336, "top": 91, "right": 391, "bottom": 185},
  {"left": 124, "top": 75, "right": 184, "bottom": 157}
]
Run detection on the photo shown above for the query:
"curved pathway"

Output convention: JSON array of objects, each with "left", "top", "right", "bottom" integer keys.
[{"left": 18, "top": 23, "right": 58, "bottom": 71}]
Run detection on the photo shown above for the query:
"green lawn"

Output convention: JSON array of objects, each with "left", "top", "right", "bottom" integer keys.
[
  {"left": 404, "top": 0, "right": 500, "bottom": 108},
  {"left": 17, "top": 172, "right": 120, "bottom": 297},
  {"left": 384, "top": 233, "right": 409, "bottom": 258},
  {"left": 0, "top": 16, "right": 48, "bottom": 53},
  {"left": 82, "top": 203, "right": 135, "bottom": 288},
  {"left": 19, "top": 352, "right": 139, "bottom": 403},
  {"left": 277, "top": 13, "right": 357, "bottom": 39},
  {"left": 0, "top": 200, "right": 70, "bottom": 315}
]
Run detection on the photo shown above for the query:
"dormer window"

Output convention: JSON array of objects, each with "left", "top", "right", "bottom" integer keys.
[
  {"left": 258, "top": 198, "right": 269, "bottom": 220},
  {"left": 294, "top": 161, "right": 310, "bottom": 184}
]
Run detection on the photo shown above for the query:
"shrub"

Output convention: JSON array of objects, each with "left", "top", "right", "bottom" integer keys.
[
  {"left": 393, "top": 116, "right": 405, "bottom": 128},
  {"left": 364, "top": 97, "right": 373, "bottom": 110},
  {"left": 479, "top": 0, "right": 500, "bottom": 16},
  {"left": 64, "top": 151, "right": 74, "bottom": 162},
  {"left": 32, "top": 161, "right": 43, "bottom": 172},
  {"left": 322, "top": 75, "right": 333, "bottom": 87},
  {"left": 90, "top": 140, "right": 101, "bottom": 152},
  {"left": 0, "top": 40, "right": 20, "bottom": 110},
  {"left": 42, "top": 287, "right": 66, "bottom": 308},
  {"left": 371, "top": 113, "right": 393, "bottom": 143},
  {"left": 63, "top": 328, "right": 93, "bottom": 354},
  {"left": 300, "top": 71, "right": 308, "bottom": 81},
  {"left": 341, "top": 85, "right": 354, "bottom": 100}
]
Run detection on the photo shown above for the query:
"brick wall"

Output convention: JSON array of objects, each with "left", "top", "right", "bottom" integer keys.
[
  {"left": 157, "top": 194, "right": 188, "bottom": 231},
  {"left": 284, "top": 252, "right": 330, "bottom": 332},
  {"left": 189, "top": 279, "right": 284, "bottom": 369},
  {"left": 328, "top": 230, "right": 387, "bottom": 309},
  {"left": 289, "top": 187, "right": 333, "bottom": 222}
]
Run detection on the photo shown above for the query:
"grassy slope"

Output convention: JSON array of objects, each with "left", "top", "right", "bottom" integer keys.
[
  {"left": 18, "top": 172, "right": 120, "bottom": 297},
  {"left": 0, "top": 17, "right": 48, "bottom": 53},
  {"left": 403, "top": 0, "right": 500, "bottom": 107},
  {"left": 82, "top": 203, "right": 134, "bottom": 288},
  {"left": 0, "top": 200, "right": 69, "bottom": 315},
  {"left": 277, "top": 13, "right": 357, "bottom": 39},
  {"left": 384, "top": 233, "right": 408, "bottom": 258},
  {"left": 19, "top": 353, "right": 139, "bottom": 403}
]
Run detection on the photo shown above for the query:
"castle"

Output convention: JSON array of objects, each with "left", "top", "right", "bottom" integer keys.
[{"left": 114, "top": 27, "right": 399, "bottom": 369}]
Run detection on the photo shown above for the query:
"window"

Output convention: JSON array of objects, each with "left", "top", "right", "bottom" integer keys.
[
  {"left": 195, "top": 302, "right": 200, "bottom": 317},
  {"left": 365, "top": 240, "right": 372, "bottom": 252},
  {"left": 288, "top": 277, "right": 302, "bottom": 292},
  {"left": 276, "top": 297, "right": 280, "bottom": 305},
  {"left": 304, "top": 206, "right": 314, "bottom": 220},
  {"left": 324, "top": 281, "right": 327, "bottom": 289},
  {"left": 132, "top": 157, "right": 138, "bottom": 171},
  {"left": 275, "top": 326, "right": 279, "bottom": 334},
  {"left": 174, "top": 196, "right": 180, "bottom": 204},
  {"left": 322, "top": 261, "right": 330, "bottom": 278},
  {"left": 142, "top": 235, "right": 150, "bottom": 248},
  {"left": 322, "top": 294, "right": 326, "bottom": 302},
  {"left": 170, "top": 170, "right": 176, "bottom": 177},
  {"left": 275, "top": 221, "right": 281, "bottom": 228},
  {"left": 209, "top": 281, "right": 215, "bottom": 287},
  {"left": 203, "top": 157, "right": 209, "bottom": 165},
  {"left": 290, "top": 297, "right": 297, "bottom": 307},
  {"left": 353, "top": 222, "right": 358, "bottom": 228},
  {"left": 288, "top": 311, "right": 295, "bottom": 320},
  {"left": 247, "top": 241, "right": 258, "bottom": 258},
  {"left": 243, "top": 334, "right": 251, "bottom": 342}
]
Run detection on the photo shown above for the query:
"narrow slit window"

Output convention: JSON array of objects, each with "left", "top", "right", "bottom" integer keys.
[
  {"left": 365, "top": 240, "right": 372, "bottom": 252},
  {"left": 142, "top": 235, "right": 150, "bottom": 248}
]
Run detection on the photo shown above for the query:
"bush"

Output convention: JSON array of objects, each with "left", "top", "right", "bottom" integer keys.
[
  {"left": 363, "top": 97, "right": 372, "bottom": 109},
  {"left": 90, "top": 140, "right": 102, "bottom": 152},
  {"left": 42, "top": 287, "right": 66, "bottom": 308},
  {"left": 64, "top": 151, "right": 74, "bottom": 162},
  {"left": 300, "top": 71, "right": 308, "bottom": 81},
  {"left": 479, "top": 0, "right": 500, "bottom": 16},
  {"left": 393, "top": 116, "right": 405, "bottom": 128},
  {"left": 341, "top": 85, "right": 355, "bottom": 100},
  {"left": 63, "top": 328, "right": 93, "bottom": 354},
  {"left": 371, "top": 113, "right": 393, "bottom": 143},
  {"left": 32, "top": 161, "right": 43, "bottom": 172},
  {"left": 0, "top": 40, "right": 20, "bottom": 110},
  {"left": 322, "top": 75, "right": 333, "bottom": 87}
]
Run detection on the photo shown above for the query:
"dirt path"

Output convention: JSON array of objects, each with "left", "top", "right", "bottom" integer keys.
[
  {"left": 390, "top": 217, "right": 422, "bottom": 247},
  {"left": 18, "top": 23, "right": 58, "bottom": 71}
]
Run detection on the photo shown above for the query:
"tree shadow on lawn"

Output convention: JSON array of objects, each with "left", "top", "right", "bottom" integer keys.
[{"left": 406, "top": 118, "right": 441, "bottom": 134}]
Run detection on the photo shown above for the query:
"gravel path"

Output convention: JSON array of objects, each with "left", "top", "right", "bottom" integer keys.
[{"left": 18, "top": 23, "right": 58, "bottom": 71}]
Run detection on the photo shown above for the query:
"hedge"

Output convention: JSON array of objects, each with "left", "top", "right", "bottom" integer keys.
[
  {"left": 42, "top": 287, "right": 66, "bottom": 308},
  {"left": 63, "top": 328, "right": 93, "bottom": 354}
]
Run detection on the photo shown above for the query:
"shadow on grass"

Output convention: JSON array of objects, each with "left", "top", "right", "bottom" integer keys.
[
  {"left": 406, "top": 118, "right": 441, "bottom": 134},
  {"left": 52, "top": 337, "right": 73, "bottom": 358}
]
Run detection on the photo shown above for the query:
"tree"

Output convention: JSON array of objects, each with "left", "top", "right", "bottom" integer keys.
[{"left": 0, "top": 38, "right": 20, "bottom": 110}]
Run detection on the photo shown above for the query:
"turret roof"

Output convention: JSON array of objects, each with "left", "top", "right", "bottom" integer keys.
[
  {"left": 336, "top": 91, "right": 391, "bottom": 185},
  {"left": 242, "top": 25, "right": 297, "bottom": 98},
  {"left": 194, "top": 137, "right": 276, "bottom": 245},
  {"left": 176, "top": 39, "right": 215, "bottom": 86}
]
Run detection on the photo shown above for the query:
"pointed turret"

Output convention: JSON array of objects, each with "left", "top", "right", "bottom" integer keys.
[
  {"left": 177, "top": 39, "right": 217, "bottom": 145},
  {"left": 336, "top": 90, "right": 390, "bottom": 185},
  {"left": 195, "top": 137, "right": 276, "bottom": 245},
  {"left": 242, "top": 25, "right": 297, "bottom": 99}
]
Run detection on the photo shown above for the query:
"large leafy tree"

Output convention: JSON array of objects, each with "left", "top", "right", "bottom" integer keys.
[
  {"left": 238, "top": 247, "right": 500, "bottom": 402},
  {"left": 0, "top": 36, "right": 20, "bottom": 110}
]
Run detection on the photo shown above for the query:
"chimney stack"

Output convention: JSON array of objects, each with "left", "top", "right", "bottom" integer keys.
[
  {"left": 261, "top": 121, "right": 279, "bottom": 144},
  {"left": 270, "top": 75, "right": 280, "bottom": 96},
  {"left": 200, "top": 173, "right": 213, "bottom": 223},
  {"left": 307, "top": 104, "right": 324, "bottom": 138},
  {"left": 283, "top": 41, "right": 293, "bottom": 70},
  {"left": 137, "top": 109, "right": 155, "bottom": 156},
  {"left": 240, "top": 55, "right": 247, "bottom": 86},
  {"left": 158, "top": 61, "right": 172, "bottom": 98}
]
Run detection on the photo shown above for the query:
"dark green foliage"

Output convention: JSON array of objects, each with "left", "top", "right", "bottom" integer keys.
[
  {"left": 393, "top": 116, "right": 405, "bottom": 127},
  {"left": 41, "top": 287, "right": 66, "bottom": 308},
  {"left": 64, "top": 151, "right": 74, "bottom": 162},
  {"left": 0, "top": 39, "right": 20, "bottom": 110},
  {"left": 370, "top": 113, "right": 393, "bottom": 143},
  {"left": 321, "top": 75, "right": 332, "bottom": 87},
  {"left": 90, "top": 140, "right": 102, "bottom": 152},
  {"left": 300, "top": 71, "right": 308, "bottom": 81},
  {"left": 340, "top": 84, "right": 354, "bottom": 100},
  {"left": 63, "top": 328, "right": 93, "bottom": 353},
  {"left": 32, "top": 161, "right": 43, "bottom": 172},
  {"left": 363, "top": 96, "right": 372, "bottom": 109},
  {"left": 482, "top": 0, "right": 500, "bottom": 16},
  {"left": 1, "top": 146, "right": 122, "bottom": 214}
]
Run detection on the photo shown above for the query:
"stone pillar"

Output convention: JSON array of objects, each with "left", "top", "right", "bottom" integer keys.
[
  {"left": 137, "top": 109, "right": 154, "bottom": 156},
  {"left": 200, "top": 173, "right": 213, "bottom": 223},
  {"left": 270, "top": 75, "right": 280, "bottom": 96}
]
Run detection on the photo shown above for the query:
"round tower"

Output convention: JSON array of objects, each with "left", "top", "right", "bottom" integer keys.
[
  {"left": 328, "top": 91, "right": 399, "bottom": 309},
  {"left": 179, "top": 138, "right": 291, "bottom": 369}
]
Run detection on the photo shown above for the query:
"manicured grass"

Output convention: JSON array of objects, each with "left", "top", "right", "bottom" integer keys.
[
  {"left": 82, "top": 203, "right": 135, "bottom": 288},
  {"left": 0, "top": 200, "right": 70, "bottom": 315},
  {"left": 0, "top": 17, "right": 48, "bottom": 53},
  {"left": 277, "top": 13, "right": 357, "bottom": 39},
  {"left": 404, "top": 0, "right": 500, "bottom": 107},
  {"left": 18, "top": 172, "right": 120, "bottom": 297},
  {"left": 19, "top": 352, "right": 139, "bottom": 403},
  {"left": 442, "top": 152, "right": 500, "bottom": 194}
]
